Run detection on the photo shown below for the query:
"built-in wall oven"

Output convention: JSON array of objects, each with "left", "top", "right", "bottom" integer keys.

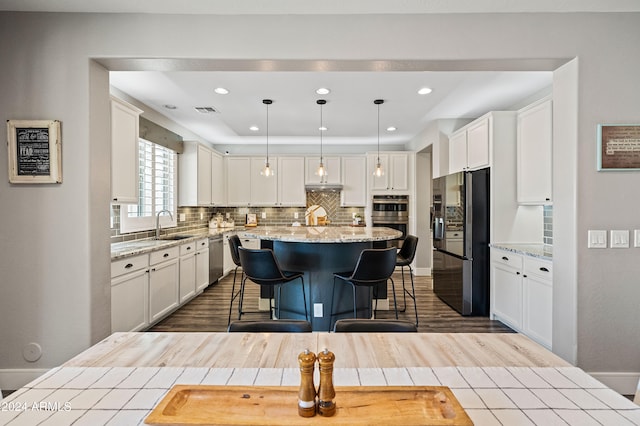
[{"left": 371, "top": 194, "right": 408, "bottom": 248}]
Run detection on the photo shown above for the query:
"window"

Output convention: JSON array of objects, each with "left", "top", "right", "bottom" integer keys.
[{"left": 120, "top": 138, "right": 177, "bottom": 233}]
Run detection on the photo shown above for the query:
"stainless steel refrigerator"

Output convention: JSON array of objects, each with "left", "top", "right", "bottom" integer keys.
[{"left": 432, "top": 168, "right": 490, "bottom": 316}]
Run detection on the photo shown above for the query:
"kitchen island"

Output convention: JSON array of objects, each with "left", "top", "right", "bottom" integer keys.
[
  {"left": 2, "top": 332, "right": 638, "bottom": 425},
  {"left": 241, "top": 226, "right": 403, "bottom": 331}
]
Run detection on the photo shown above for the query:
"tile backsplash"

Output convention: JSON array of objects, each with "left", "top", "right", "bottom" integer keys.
[
  {"left": 543, "top": 205, "right": 553, "bottom": 246},
  {"left": 110, "top": 192, "right": 364, "bottom": 244}
]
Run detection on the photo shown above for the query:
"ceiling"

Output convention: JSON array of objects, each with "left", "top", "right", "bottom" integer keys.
[{"left": 110, "top": 69, "right": 553, "bottom": 146}]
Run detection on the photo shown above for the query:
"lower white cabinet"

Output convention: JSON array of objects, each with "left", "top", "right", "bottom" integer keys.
[
  {"left": 179, "top": 242, "right": 197, "bottom": 303},
  {"left": 223, "top": 234, "right": 234, "bottom": 276},
  {"left": 490, "top": 248, "right": 552, "bottom": 349},
  {"left": 111, "top": 254, "right": 149, "bottom": 333},
  {"left": 195, "top": 239, "right": 210, "bottom": 293},
  {"left": 148, "top": 246, "right": 180, "bottom": 324}
]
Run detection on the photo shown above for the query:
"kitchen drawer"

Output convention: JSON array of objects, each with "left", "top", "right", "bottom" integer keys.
[
  {"left": 180, "top": 242, "right": 196, "bottom": 256},
  {"left": 196, "top": 238, "right": 208, "bottom": 250},
  {"left": 150, "top": 246, "right": 180, "bottom": 265},
  {"left": 491, "top": 249, "right": 523, "bottom": 270},
  {"left": 111, "top": 254, "right": 149, "bottom": 279},
  {"left": 445, "top": 230, "right": 463, "bottom": 240},
  {"left": 524, "top": 257, "right": 552, "bottom": 280}
]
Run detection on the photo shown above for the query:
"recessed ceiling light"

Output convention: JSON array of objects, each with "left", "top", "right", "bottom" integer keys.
[
  {"left": 163, "top": 104, "right": 177, "bottom": 110},
  {"left": 319, "top": 126, "right": 328, "bottom": 131},
  {"left": 214, "top": 87, "right": 229, "bottom": 95},
  {"left": 418, "top": 87, "right": 433, "bottom": 95},
  {"left": 249, "top": 126, "right": 259, "bottom": 132},
  {"left": 386, "top": 126, "right": 397, "bottom": 132},
  {"left": 316, "top": 88, "right": 330, "bottom": 95}
]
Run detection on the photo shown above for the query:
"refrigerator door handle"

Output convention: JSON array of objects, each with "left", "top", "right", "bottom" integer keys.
[{"left": 433, "top": 217, "right": 444, "bottom": 240}]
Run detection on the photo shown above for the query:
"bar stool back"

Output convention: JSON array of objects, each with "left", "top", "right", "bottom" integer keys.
[
  {"left": 396, "top": 235, "right": 419, "bottom": 326},
  {"left": 227, "top": 234, "right": 243, "bottom": 326},
  {"left": 333, "top": 319, "right": 417, "bottom": 333},
  {"left": 228, "top": 320, "right": 312, "bottom": 333},
  {"left": 330, "top": 247, "right": 398, "bottom": 327},
  {"left": 238, "top": 247, "right": 309, "bottom": 321}
]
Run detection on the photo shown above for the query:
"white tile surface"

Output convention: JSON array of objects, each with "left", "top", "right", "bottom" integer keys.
[
  {"left": 382, "top": 368, "right": 413, "bottom": 385},
  {"left": 5, "top": 410, "right": 53, "bottom": 425},
  {"left": 432, "top": 367, "right": 469, "bottom": 388},
  {"left": 531, "top": 389, "right": 578, "bottom": 409},
  {"left": 64, "top": 367, "right": 111, "bottom": 388},
  {"left": 458, "top": 367, "right": 496, "bottom": 388},
  {"left": 104, "top": 409, "right": 149, "bottom": 425},
  {"left": 123, "top": 388, "right": 167, "bottom": 410},
  {"left": 144, "top": 367, "right": 184, "bottom": 388},
  {"left": 33, "top": 367, "right": 84, "bottom": 389},
  {"left": 556, "top": 367, "right": 607, "bottom": 389},
  {"left": 475, "top": 389, "right": 518, "bottom": 409},
  {"left": 227, "top": 368, "right": 259, "bottom": 385},
  {"left": 254, "top": 368, "right": 284, "bottom": 386},
  {"left": 72, "top": 409, "right": 118, "bottom": 426},
  {"left": 117, "top": 367, "right": 159, "bottom": 388},
  {"left": 619, "top": 409, "right": 640, "bottom": 424},
  {"left": 91, "top": 368, "right": 135, "bottom": 388},
  {"left": 502, "top": 388, "right": 547, "bottom": 409},
  {"left": 0, "top": 410, "right": 21, "bottom": 424},
  {"left": 558, "top": 389, "right": 609, "bottom": 409},
  {"left": 465, "top": 409, "right": 501, "bottom": 426},
  {"left": 69, "top": 388, "right": 112, "bottom": 410},
  {"left": 532, "top": 368, "right": 579, "bottom": 388},
  {"left": 406, "top": 367, "right": 440, "bottom": 386},
  {"left": 491, "top": 409, "right": 536, "bottom": 425},
  {"left": 587, "top": 388, "right": 640, "bottom": 410},
  {"left": 6, "top": 388, "right": 56, "bottom": 406},
  {"left": 507, "top": 367, "right": 552, "bottom": 388},
  {"left": 24, "top": 368, "right": 59, "bottom": 388},
  {"left": 44, "top": 388, "right": 82, "bottom": 409},
  {"left": 553, "top": 409, "right": 603, "bottom": 426},
  {"left": 201, "top": 368, "right": 233, "bottom": 385},
  {"left": 522, "top": 409, "right": 570, "bottom": 425},
  {"left": 281, "top": 368, "right": 299, "bottom": 386},
  {"left": 482, "top": 367, "right": 524, "bottom": 388},
  {"left": 451, "top": 389, "right": 486, "bottom": 409},
  {"left": 38, "top": 409, "right": 86, "bottom": 425},
  {"left": 175, "top": 367, "right": 209, "bottom": 385},
  {"left": 585, "top": 409, "right": 637, "bottom": 426},
  {"left": 92, "top": 389, "right": 138, "bottom": 410},
  {"left": 357, "top": 368, "right": 386, "bottom": 386},
  {"left": 332, "top": 368, "right": 360, "bottom": 386}
]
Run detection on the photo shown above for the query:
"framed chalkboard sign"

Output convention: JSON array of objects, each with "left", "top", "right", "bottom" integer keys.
[
  {"left": 7, "top": 119, "right": 62, "bottom": 183},
  {"left": 597, "top": 124, "right": 640, "bottom": 171}
]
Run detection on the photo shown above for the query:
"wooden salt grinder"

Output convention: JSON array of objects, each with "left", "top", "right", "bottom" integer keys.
[
  {"left": 317, "top": 347, "right": 336, "bottom": 416},
  {"left": 298, "top": 349, "right": 317, "bottom": 417}
]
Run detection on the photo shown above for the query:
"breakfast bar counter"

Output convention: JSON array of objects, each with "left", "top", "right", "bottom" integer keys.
[
  {"left": 241, "top": 226, "right": 403, "bottom": 331},
  {"left": 2, "top": 332, "right": 638, "bottom": 425}
]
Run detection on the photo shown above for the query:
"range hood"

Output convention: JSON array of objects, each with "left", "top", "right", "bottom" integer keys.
[{"left": 305, "top": 183, "right": 343, "bottom": 192}]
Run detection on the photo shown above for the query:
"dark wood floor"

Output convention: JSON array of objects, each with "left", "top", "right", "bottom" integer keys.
[{"left": 149, "top": 271, "right": 513, "bottom": 333}]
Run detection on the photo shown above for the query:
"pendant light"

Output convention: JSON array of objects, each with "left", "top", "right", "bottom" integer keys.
[
  {"left": 260, "top": 99, "right": 274, "bottom": 177},
  {"left": 373, "top": 99, "right": 385, "bottom": 177},
  {"left": 315, "top": 99, "right": 328, "bottom": 181}
]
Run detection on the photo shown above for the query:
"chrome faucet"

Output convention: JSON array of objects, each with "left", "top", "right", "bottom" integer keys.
[{"left": 155, "top": 209, "right": 173, "bottom": 239}]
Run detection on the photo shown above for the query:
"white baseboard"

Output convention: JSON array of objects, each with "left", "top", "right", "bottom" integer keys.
[
  {"left": 0, "top": 368, "right": 50, "bottom": 392},
  {"left": 413, "top": 267, "right": 431, "bottom": 276},
  {"left": 588, "top": 371, "right": 640, "bottom": 396}
]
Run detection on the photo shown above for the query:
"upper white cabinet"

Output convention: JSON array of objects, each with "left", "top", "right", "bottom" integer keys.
[
  {"left": 278, "top": 156, "right": 306, "bottom": 206},
  {"left": 250, "top": 157, "right": 278, "bottom": 206},
  {"left": 179, "top": 142, "right": 225, "bottom": 206},
  {"left": 517, "top": 98, "right": 553, "bottom": 205},
  {"left": 226, "top": 157, "right": 252, "bottom": 206},
  {"left": 305, "top": 156, "right": 341, "bottom": 184},
  {"left": 368, "top": 152, "right": 411, "bottom": 192},
  {"left": 449, "top": 116, "right": 490, "bottom": 174},
  {"left": 110, "top": 96, "right": 142, "bottom": 204},
  {"left": 341, "top": 156, "right": 367, "bottom": 206}
]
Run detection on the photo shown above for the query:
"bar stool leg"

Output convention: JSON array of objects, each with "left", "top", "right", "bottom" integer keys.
[
  {"left": 399, "top": 266, "right": 408, "bottom": 312},
  {"left": 227, "top": 266, "right": 239, "bottom": 326},
  {"left": 408, "top": 265, "right": 418, "bottom": 326},
  {"left": 300, "top": 278, "right": 308, "bottom": 322},
  {"left": 389, "top": 277, "right": 399, "bottom": 319},
  {"left": 238, "top": 275, "right": 247, "bottom": 320}
]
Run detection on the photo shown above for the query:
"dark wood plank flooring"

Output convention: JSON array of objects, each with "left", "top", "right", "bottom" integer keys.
[{"left": 149, "top": 272, "right": 513, "bottom": 333}]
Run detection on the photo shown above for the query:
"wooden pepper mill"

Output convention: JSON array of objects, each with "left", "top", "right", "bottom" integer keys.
[
  {"left": 297, "top": 349, "right": 317, "bottom": 417},
  {"left": 317, "top": 347, "right": 336, "bottom": 416}
]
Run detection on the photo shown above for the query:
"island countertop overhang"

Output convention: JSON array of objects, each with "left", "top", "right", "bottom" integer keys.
[{"left": 240, "top": 225, "right": 402, "bottom": 243}]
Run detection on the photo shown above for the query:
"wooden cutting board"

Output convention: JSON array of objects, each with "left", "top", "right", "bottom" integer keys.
[{"left": 145, "top": 385, "right": 473, "bottom": 425}]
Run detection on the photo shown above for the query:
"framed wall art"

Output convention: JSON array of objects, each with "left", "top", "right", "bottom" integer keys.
[
  {"left": 7, "top": 119, "right": 62, "bottom": 183},
  {"left": 597, "top": 124, "right": 640, "bottom": 171}
]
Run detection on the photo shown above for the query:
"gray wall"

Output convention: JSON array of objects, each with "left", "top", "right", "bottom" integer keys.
[{"left": 1, "top": 11, "right": 639, "bottom": 387}]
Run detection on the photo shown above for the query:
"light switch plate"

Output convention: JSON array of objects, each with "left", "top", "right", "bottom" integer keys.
[
  {"left": 261, "top": 212, "right": 267, "bottom": 219},
  {"left": 610, "top": 230, "right": 629, "bottom": 248},
  {"left": 635, "top": 230, "right": 640, "bottom": 248},
  {"left": 587, "top": 230, "right": 607, "bottom": 248},
  {"left": 314, "top": 303, "right": 323, "bottom": 318}
]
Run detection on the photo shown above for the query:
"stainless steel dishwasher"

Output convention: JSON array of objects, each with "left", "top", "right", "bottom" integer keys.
[{"left": 208, "top": 234, "right": 224, "bottom": 284}]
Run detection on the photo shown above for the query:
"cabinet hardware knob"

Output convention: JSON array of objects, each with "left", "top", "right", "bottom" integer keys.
[
  {"left": 163, "top": 253, "right": 169, "bottom": 257},
  {"left": 523, "top": 274, "right": 528, "bottom": 278},
  {"left": 516, "top": 272, "right": 520, "bottom": 275},
  {"left": 502, "top": 256, "right": 509, "bottom": 261},
  {"left": 151, "top": 268, "right": 156, "bottom": 272},
  {"left": 187, "top": 247, "right": 191, "bottom": 250},
  {"left": 540, "top": 267, "right": 549, "bottom": 272},
  {"left": 125, "top": 263, "right": 133, "bottom": 269}
]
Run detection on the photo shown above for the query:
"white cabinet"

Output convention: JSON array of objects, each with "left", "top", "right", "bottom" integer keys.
[
  {"left": 368, "top": 152, "right": 410, "bottom": 192},
  {"left": 110, "top": 96, "right": 142, "bottom": 204},
  {"left": 517, "top": 98, "right": 553, "bottom": 204},
  {"left": 195, "top": 238, "right": 209, "bottom": 293},
  {"left": 449, "top": 116, "right": 490, "bottom": 174},
  {"left": 250, "top": 157, "right": 278, "bottom": 205},
  {"left": 179, "top": 242, "right": 196, "bottom": 303},
  {"left": 226, "top": 157, "right": 252, "bottom": 206},
  {"left": 305, "top": 156, "right": 341, "bottom": 184},
  {"left": 148, "top": 246, "right": 180, "bottom": 324},
  {"left": 110, "top": 254, "right": 149, "bottom": 332},
  {"left": 278, "top": 157, "right": 306, "bottom": 206},
  {"left": 490, "top": 248, "right": 552, "bottom": 349},
  {"left": 223, "top": 234, "right": 234, "bottom": 276},
  {"left": 179, "top": 142, "right": 225, "bottom": 206},
  {"left": 341, "top": 156, "right": 367, "bottom": 206}
]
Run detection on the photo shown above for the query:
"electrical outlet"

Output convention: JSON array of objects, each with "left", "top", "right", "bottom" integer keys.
[
  {"left": 294, "top": 212, "right": 299, "bottom": 219},
  {"left": 179, "top": 213, "right": 186, "bottom": 222},
  {"left": 226, "top": 212, "right": 230, "bottom": 219},
  {"left": 261, "top": 211, "right": 267, "bottom": 219},
  {"left": 200, "top": 212, "right": 204, "bottom": 220},
  {"left": 313, "top": 303, "right": 323, "bottom": 318}
]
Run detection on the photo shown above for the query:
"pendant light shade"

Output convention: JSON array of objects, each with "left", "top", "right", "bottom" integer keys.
[
  {"left": 260, "top": 99, "right": 274, "bottom": 177},
  {"left": 315, "top": 99, "right": 328, "bottom": 181},
  {"left": 373, "top": 99, "right": 385, "bottom": 177}
]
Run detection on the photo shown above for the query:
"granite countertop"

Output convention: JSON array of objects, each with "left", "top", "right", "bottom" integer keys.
[
  {"left": 110, "top": 227, "right": 241, "bottom": 260},
  {"left": 241, "top": 225, "right": 402, "bottom": 243},
  {"left": 490, "top": 243, "right": 553, "bottom": 260}
]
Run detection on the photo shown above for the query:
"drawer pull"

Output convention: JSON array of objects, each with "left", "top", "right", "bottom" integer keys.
[
  {"left": 125, "top": 263, "right": 133, "bottom": 269},
  {"left": 163, "top": 253, "right": 169, "bottom": 258},
  {"left": 186, "top": 247, "right": 191, "bottom": 250},
  {"left": 502, "top": 256, "right": 509, "bottom": 261},
  {"left": 516, "top": 271, "right": 521, "bottom": 275},
  {"left": 539, "top": 267, "right": 549, "bottom": 272}
]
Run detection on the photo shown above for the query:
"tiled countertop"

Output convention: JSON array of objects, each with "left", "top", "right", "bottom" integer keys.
[{"left": 490, "top": 243, "right": 553, "bottom": 261}]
